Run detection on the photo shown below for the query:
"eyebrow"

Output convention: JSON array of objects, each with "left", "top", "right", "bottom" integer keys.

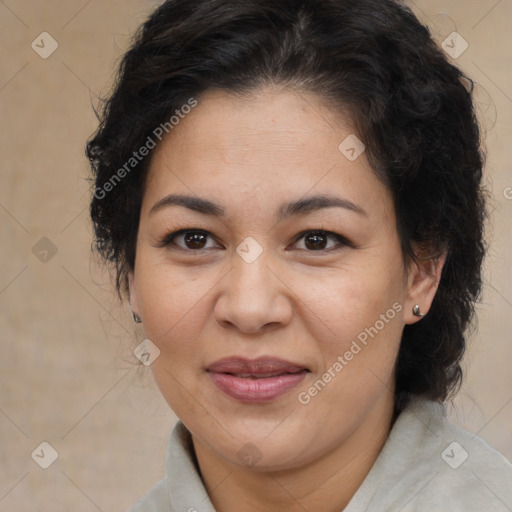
[{"left": 148, "top": 193, "right": 367, "bottom": 219}]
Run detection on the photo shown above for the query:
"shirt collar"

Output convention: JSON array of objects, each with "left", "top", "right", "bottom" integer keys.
[{"left": 165, "top": 420, "right": 218, "bottom": 511}]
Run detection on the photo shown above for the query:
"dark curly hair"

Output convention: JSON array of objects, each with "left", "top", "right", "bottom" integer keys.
[{"left": 86, "top": 0, "right": 487, "bottom": 407}]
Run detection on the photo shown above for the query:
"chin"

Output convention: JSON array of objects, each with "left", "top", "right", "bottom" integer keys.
[{"left": 201, "top": 412, "right": 334, "bottom": 470}]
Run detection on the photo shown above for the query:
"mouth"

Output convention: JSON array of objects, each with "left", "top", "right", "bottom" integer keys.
[
  {"left": 225, "top": 370, "right": 303, "bottom": 379},
  {"left": 206, "top": 356, "right": 310, "bottom": 402}
]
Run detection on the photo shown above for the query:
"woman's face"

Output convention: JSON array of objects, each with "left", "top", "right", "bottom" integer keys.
[{"left": 129, "top": 86, "right": 436, "bottom": 471}]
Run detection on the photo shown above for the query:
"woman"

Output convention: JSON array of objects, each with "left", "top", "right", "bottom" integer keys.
[{"left": 86, "top": 0, "right": 512, "bottom": 510}]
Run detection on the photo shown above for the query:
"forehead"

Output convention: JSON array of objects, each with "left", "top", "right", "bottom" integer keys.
[
  {"left": 154, "top": 86, "right": 352, "bottom": 162},
  {"left": 142, "top": 86, "right": 392, "bottom": 221}
]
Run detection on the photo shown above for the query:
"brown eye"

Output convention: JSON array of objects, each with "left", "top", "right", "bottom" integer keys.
[
  {"left": 163, "top": 230, "right": 219, "bottom": 251},
  {"left": 291, "top": 230, "right": 352, "bottom": 252},
  {"left": 304, "top": 232, "right": 329, "bottom": 250},
  {"left": 183, "top": 231, "right": 208, "bottom": 249}
]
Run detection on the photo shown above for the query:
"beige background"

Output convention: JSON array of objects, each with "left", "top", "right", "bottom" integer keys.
[{"left": 0, "top": 1, "right": 511, "bottom": 510}]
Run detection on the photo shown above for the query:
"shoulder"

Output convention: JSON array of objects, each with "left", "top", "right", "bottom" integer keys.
[
  {"left": 347, "top": 397, "right": 512, "bottom": 512},
  {"left": 396, "top": 398, "right": 512, "bottom": 511},
  {"left": 125, "top": 477, "right": 171, "bottom": 512}
]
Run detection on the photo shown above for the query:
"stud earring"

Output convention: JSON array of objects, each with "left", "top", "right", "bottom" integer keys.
[
  {"left": 412, "top": 305, "right": 425, "bottom": 317},
  {"left": 132, "top": 312, "right": 142, "bottom": 323}
]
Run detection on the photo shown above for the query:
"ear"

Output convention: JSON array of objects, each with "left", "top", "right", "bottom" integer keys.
[
  {"left": 128, "top": 270, "right": 141, "bottom": 319},
  {"left": 404, "top": 245, "right": 447, "bottom": 325}
]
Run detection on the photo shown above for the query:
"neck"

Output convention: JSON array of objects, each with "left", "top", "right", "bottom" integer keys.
[{"left": 191, "top": 392, "right": 396, "bottom": 512}]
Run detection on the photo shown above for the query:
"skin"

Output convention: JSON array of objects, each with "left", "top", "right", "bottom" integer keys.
[{"left": 129, "top": 85, "right": 446, "bottom": 512}]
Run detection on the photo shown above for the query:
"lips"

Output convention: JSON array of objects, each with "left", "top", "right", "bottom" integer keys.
[
  {"left": 207, "top": 356, "right": 307, "bottom": 375},
  {"left": 206, "top": 357, "right": 309, "bottom": 402}
]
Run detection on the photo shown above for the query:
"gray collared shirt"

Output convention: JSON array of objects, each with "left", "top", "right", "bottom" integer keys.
[{"left": 127, "top": 397, "right": 512, "bottom": 511}]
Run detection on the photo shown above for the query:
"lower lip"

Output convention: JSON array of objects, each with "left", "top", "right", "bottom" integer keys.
[{"left": 208, "top": 371, "right": 308, "bottom": 403}]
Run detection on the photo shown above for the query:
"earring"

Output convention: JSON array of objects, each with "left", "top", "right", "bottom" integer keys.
[
  {"left": 132, "top": 312, "right": 142, "bottom": 323},
  {"left": 412, "top": 305, "right": 425, "bottom": 317}
]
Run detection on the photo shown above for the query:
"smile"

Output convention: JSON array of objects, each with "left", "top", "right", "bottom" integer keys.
[{"left": 206, "top": 356, "right": 310, "bottom": 402}]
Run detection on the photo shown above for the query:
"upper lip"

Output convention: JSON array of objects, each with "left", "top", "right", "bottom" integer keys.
[{"left": 206, "top": 356, "right": 309, "bottom": 375}]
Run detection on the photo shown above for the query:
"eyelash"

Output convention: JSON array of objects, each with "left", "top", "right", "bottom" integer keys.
[{"left": 159, "top": 228, "right": 354, "bottom": 253}]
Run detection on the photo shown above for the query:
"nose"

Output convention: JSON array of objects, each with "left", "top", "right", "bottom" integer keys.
[{"left": 214, "top": 248, "right": 293, "bottom": 334}]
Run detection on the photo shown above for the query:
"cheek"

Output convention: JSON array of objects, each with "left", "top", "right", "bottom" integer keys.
[
  {"left": 293, "top": 260, "right": 404, "bottom": 343},
  {"left": 294, "top": 268, "right": 405, "bottom": 408},
  {"left": 291, "top": 268, "right": 404, "bottom": 412},
  {"left": 135, "top": 260, "right": 216, "bottom": 414},
  {"left": 135, "top": 258, "right": 216, "bottom": 358},
  {"left": 135, "top": 246, "right": 190, "bottom": 301}
]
